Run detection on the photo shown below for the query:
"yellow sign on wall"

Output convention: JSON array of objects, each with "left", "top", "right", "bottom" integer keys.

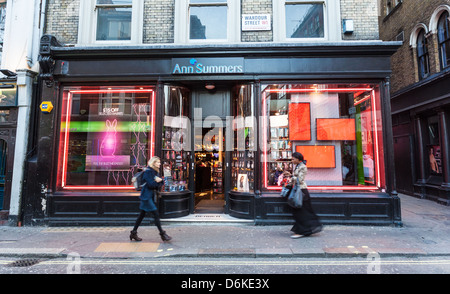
[{"left": 40, "top": 101, "right": 53, "bottom": 113}]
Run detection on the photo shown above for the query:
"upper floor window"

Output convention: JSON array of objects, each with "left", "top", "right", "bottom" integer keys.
[
  {"left": 78, "top": 0, "right": 143, "bottom": 45},
  {"left": 285, "top": 2, "right": 324, "bottom": 38},
  {"left": 190, "top": 0, "right": 227, "bottom": 40},
  {"left": 437, "top": 10, "right": 450, "bottom": 69},
  {"left": 96, "top": 0, "right": 132, "bottom": 41},
  {"left": 273, "top": 0, "right": 341, "bottom": 42},
  {"left": 417, "top": 29, "right": 430, "bottom": 80},
  {"left": 175, "top": 0, "right": 240, "bottom": 43},
  {"left": 386, "top": 0, "right": 402, "bottom": 15}
]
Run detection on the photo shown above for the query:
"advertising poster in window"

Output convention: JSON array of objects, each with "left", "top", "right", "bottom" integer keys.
[
  {"left": 429, "top": 145, "right": 442, "bottom": 175},
  {"left": 85, "top": 103, "right": 130, "bottom": 171},
  {"left": 237, "top": 174, "right": 249, "bottom": 192}
]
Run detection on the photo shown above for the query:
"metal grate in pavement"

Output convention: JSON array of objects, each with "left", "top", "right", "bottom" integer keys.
[{"left": 5, "top": 258, "right": 41, "bottom": 267}]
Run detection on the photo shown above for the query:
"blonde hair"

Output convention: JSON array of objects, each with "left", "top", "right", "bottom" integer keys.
[{"left": 148, "top": 156, "right": 161, "bottom": 172}]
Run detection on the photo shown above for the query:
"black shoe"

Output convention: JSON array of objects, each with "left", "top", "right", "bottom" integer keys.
[
  {"left": 130, "top": 230, "right": 142, "bottom": 241},
  {"left": 160, "top": 231, "right": 172, "bottom": 242},
  {"left": 311, "top": 225, "right": 323, "bottom": 235}
]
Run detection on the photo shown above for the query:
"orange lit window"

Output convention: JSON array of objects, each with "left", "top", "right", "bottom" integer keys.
[
  {"left": 295, "top": 145, "right": 335, "bottom": 168},
  {"left": 316, "top": 118, "right": 356, "bottom": 141},
  {"left": 289, "top": 103, "right": 311, "bottom": 141}
]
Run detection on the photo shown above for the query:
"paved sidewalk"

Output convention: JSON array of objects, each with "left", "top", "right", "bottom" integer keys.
[{"left": 1, "top": 194, "right": 450, "bottom": 259}]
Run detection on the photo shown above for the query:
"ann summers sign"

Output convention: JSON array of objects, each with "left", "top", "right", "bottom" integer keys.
[{"left": 172, "top": 58, "right": 244, "bottom": 75}]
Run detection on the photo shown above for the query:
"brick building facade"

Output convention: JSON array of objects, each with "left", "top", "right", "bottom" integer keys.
[
  {"left": 45, "top": 0, "right": 380, "bottom": 45},
  {"left": 22, "top": 0, "right": 403, "bottom": 226},
  {"left": 379, "top": 0, "right": 450, "bottom": 204}
]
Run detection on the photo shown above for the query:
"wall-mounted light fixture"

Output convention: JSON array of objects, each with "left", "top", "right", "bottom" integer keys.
[
  {"left": 343, "top": 19, "right": 354, "bottom": 35},
  {"left": 205, "top": 83, "right": 215, "bottom": 90}
]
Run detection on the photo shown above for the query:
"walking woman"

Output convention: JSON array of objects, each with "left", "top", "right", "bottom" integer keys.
[
  {"left": 290, "top": 152, "right": 323, "bottom": 238},
  {"left": 130, "top": 156, "right": 172, "bottom": 242}
]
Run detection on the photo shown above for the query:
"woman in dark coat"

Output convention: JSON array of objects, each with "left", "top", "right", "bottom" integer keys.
[
  {"left": 289, "top": 152, "right": 323, "bottom": 238},
  {"left": 130, "top": 156, "right": 172, "bottom": 242}
]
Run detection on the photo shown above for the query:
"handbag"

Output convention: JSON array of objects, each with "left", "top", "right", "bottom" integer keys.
[
  {"left": 280, "top": 185, "right": 292, "bottom": 198},
  {"left": 287, "top": 178, "right": 304, "bottom": 208}
]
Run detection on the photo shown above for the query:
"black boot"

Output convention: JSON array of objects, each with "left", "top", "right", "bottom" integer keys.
[
  {"left": 160, "top": 231, "right": 172, "bottom": 242},
  {"left": 130, "top": 230, "right": 142, "bottom": 241}
]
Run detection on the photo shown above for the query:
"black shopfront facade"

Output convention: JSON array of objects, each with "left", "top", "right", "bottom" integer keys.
[
  {"left": 391, "top": 67, "right": 450, "bottom": 205},
  {"left": 21, "top": 35, "right": 402, "bottom": 226}
]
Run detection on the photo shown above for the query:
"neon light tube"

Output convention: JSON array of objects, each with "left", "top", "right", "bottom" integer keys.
[
  {"left": 69, "top": 89, "right": 154, "bottom": 94},
  {"left": 61, "top": 88, "right": 155, "bottom": 190},
  {"left": 265, "top": 186, "right": 379, "bottom": 191},
  {"left": 61, "top": 91, "right": 73, "bottom": 187},
  {"left": 63, "top": 186, "right": 135, "bottom": 190},
  {"left": 265, "top": 88, "right": 373, "bottom": 93},
  {"left": 262, "top": 86, "right": 382, "bottom": 192},
  {"left": 371, "top": 90, "right": 381, "bottom": 188}
]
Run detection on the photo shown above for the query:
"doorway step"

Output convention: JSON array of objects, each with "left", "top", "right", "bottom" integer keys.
[
  {"left": 195, "top": 199, "right": 224, "bottom": 214},
  {"left": 161, "top": 214, "right": 254, "bottom": 225}
]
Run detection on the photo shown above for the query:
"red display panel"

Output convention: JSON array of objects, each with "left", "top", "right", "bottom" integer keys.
[
  {"left": 289, "top": 103, "right": 311, "bottom": 141},
  {"left": 295, "top": 145, "right": 335, "bottom": 168},
  {"left": 316, "top": 118, "right": 356, "bottom": 141}
]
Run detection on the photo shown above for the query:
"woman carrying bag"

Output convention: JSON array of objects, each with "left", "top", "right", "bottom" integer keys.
[
  {"left": 289, "top": 152, "right": 323, "bottom": 239},
  {"left": 130, "top": 156, "right": 172, "bottom": 242}
]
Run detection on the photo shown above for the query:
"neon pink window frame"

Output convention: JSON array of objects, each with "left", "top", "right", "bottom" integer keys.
[
  {"left": 58, "top": 87, "right": 156, "bottom": 190},
  {"left": 262, "top": 86, "right": 383, "bottom": 192}
]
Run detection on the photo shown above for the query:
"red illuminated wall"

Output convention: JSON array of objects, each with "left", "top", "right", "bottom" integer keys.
[
  {"left": 289, "top": 103, "right": 311, "bottom": 141},
  {"left": 295, "top": 145, "right": 336, "bottom": 168},
  {"left": 316, "top": 118, "right": 356, "bottom": 141}
]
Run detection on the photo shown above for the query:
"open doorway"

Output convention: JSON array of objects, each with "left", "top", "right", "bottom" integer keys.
[{"left": 194, "top": 127, "right": 225, "bottom": 214}]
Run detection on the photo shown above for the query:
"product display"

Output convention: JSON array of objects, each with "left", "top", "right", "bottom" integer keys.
[
  {"left": 162, "top": 127, "right": 189, "bottom": 192},
  {"left": 232, "top": 150, "right": 254, "bottom": 192}
]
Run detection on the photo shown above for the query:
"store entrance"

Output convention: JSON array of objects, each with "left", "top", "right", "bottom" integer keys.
[
  {"left": 192, "top": 89, "right": 229, "bottom": 214},
  {"left": 194, "top": 126, "right": 225, "bottom": 214}
]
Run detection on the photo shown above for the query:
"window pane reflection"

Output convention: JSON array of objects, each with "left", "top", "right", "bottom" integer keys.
[
  {"left": 96, "top": 7, "right": 132, "bottom": 41},
  {"left": 190, "top": 6, "right": 227, "bottom": 39},
  {"left": 286, "top": 4, "right": 324, "bottom": 38}
]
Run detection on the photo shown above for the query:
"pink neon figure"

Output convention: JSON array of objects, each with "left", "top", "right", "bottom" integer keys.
[{"left": 100, "top": 119, "right": 117, "bottom": 157}]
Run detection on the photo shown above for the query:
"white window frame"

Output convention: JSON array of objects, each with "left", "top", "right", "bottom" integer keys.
[
  {"left": 273, "top": 0, "right": 341, "bottom": 42},
  {"left": 174, "top": 0, "right": 240, "bottom": 44},
  {"left": 78, "top": 0, "right": 143, "bottom": 46}
]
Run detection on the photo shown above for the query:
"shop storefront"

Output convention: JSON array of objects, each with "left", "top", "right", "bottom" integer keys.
[
  {"left": 391, "top": 68, "right": 450, "bottom": 205},
  {"left": 22, "top": 35, "right": 402, "bottom": 226}
]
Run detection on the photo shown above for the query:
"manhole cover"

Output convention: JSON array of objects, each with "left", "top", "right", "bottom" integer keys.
[{"left": 5, "top": 259, "right": 41, "bottom": 267}]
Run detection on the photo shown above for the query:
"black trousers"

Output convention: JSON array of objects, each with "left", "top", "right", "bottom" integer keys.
[
  {"left": 133, "top": 210, "right": 163, "bottom": 233},
  {"left": 291, "top": 189, "right": 322, "bottom": 235}
]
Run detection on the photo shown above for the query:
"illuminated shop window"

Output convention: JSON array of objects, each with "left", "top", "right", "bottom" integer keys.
[
  {"left": 162, "top": 86, "right": 191, "bottom": 192},
  {"left": 231, "top": 85, "right": 255, "bottom": 193},
  {"left": 57, "top": 86, "right": 155, "bottom": 190},
  {"left": 261, "top": 84, "right": 385, "bottom": 192}
]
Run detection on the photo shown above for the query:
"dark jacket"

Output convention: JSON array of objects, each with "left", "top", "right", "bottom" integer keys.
[{"left": 139, "top": 167, "right": 163, "bottom": 212}]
